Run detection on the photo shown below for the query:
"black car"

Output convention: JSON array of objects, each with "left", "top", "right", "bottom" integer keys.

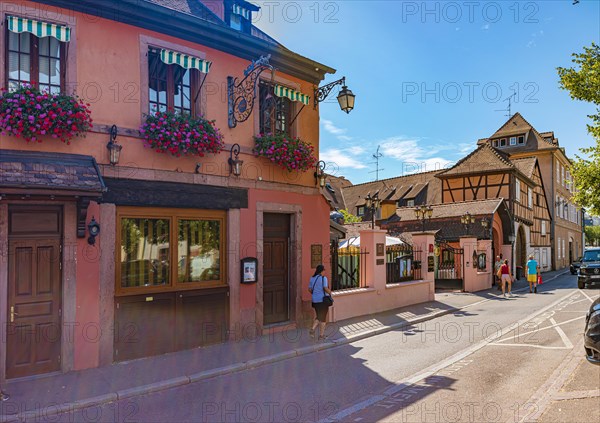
[
  {"left": 578, "top": 248, "right": 600, "bottom": 289},
  {"left": 570, "top": 257, "right": 583, "bottom": 275},
  {"left": 584, "top": 297, "right": 600, "bottom": 365}
]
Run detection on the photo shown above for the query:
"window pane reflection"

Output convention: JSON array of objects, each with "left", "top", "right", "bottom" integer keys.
[{"left": 178, "top": 220, "right": 220, "bottom": 282}]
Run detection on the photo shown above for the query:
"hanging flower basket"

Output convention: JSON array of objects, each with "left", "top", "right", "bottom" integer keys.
[
  {"left": 140, "top": 111, "right": 224, "bottom": 157},
  {"left": 0, "top": 85, "right": 93, "bottom": 144},
  {"left": 253, "top": 133, "right": 317, "bottom": 172}
]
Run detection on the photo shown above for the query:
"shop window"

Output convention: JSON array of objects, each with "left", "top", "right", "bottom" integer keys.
[
  {"left": 6, "top": 29, "right": 66, "bottom": 93},
  {"left": 259, "top": 80, "right": 292, "bottom": 135},
  {"left": 148, "top": 48, "right": 199, "bottom": 116},
  {"left": 117, "top": 209, "right": 225, "bottom": 294}
]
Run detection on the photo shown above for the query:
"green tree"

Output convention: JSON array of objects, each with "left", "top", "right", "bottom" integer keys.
[
  {"left": 339, "top": 209, "right": 362, "bottom": 223},
  {"left": 557, "top": 43, "right": 600, "bottom": 215},
  {"left": 584, "top": 225, "right": 600, "bottom": 246}
]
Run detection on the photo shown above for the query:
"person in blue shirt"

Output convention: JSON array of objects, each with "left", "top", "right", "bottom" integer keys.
[
  {"left": 526, "top": 254, "right": 540, "bottom": 293},
  {"left": 308, "top": 264, "right": 332, "bottom": 340}
]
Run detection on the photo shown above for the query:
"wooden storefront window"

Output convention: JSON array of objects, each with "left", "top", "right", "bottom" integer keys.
[{"left": 116, "top": 207, "right": 226, "bottom": 295}]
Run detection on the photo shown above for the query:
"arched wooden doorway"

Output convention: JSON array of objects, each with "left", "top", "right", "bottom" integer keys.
[{"left": 514, "top": 225, "right": 527, "bottom": 278}]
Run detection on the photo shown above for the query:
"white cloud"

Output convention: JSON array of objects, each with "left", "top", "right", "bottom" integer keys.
[
  {"left": 321, "top": 148, "right": 368, "bottom": 170},
  {"left": 481, "top": 24, "right": 490, "bottom": 30},
  {"left": 321, "top": 119, "right": 353, "bottom": 141},
  {"left": 377, "top": 137, "right": 455, "bottom": 173},
  {"left": 347, "top": 145, "right": 366, "bottom": 155}
]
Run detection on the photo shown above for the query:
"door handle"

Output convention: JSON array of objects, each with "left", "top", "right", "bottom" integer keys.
[{"left": 10, "top": 306, "right": 19, "bottom": 323}]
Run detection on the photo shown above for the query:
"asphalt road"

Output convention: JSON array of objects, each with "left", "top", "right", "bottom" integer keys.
[{"left": 38, "top": 272, "right": 599, "bottom": 423}]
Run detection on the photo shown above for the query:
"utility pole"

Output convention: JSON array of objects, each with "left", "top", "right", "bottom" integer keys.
[{"left": 369, "top": 145, "right": 384, "bottom": 181}]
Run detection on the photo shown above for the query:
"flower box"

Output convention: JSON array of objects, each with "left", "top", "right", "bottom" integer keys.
[
  {"left": 253, "top": 133, "right": 317, "bottom": 172},
  {"left": 140, "top": 111, "right": 224, "bottom": 157},
  {"left": 0, "top": 85, "right": 92, "bottom": 144}
]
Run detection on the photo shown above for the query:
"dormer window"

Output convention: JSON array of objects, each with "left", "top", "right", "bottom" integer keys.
[
  {"left": 500, "top": 139, "right": 506, "bottom": 147},
  {"left": 518, "top": 135, "right": 524, "bottom": 144},
  {"left": 325, "top": 183, "right": 335, "bottom": 193},
  {"left": 492, "top": 140, "right": 498, "bottom": 147},
  {"left": 406, "top": 199, "right": 415, "bottom": 207},
  {"left": 357, "top": 206, "right": 365, "bottom": 216},
  {"left": 510, "top": 137, "right": 517, "bottom": 146},
  {"left": 225, "top": 1, "right": 259, "bottom": 34}
]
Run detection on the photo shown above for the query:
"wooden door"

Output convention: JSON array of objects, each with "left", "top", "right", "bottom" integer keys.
[
  {"left": 7, "top": 237, "right": 62, "bottom": 378},
  {"left": 263, "top": 214, "right": 290, "bottom": 325}
]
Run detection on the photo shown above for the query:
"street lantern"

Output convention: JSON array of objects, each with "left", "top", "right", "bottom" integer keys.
[
  {"left": 365, "top": 193, "right": 381, "bottom": 229},
  {"left": 337, "top": 85, "right": 355, "bottom": 114},
  {"left": 106, "top": 125, "right": 122, "bottom": 166},
  {"left": 460, "top": 212, "right": 476, "bottom": 235},
  {"left": 314, "top": 160, "right": 326, "bottom": 187},
  {"left": 415, "top": 205, "right": 433, "bottom": 232},
  {"left": 228, "top": 143, "right": 243, "bottom": 177}
]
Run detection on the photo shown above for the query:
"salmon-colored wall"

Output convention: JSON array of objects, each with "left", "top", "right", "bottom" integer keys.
[
  {"left": 0, "top": 1, "right": 322, "bottom": 188},
  {"left": 73, "top": 202, "right": 101, "bottom": 370},
  {"left": 238, "top": 188, "right": 331, "bottom": 312}
]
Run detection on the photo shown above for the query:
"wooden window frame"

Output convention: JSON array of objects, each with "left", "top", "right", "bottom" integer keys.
[
  {"left": 115, "top": 207, "right": 227, "bottom": 296},
  {"left": 258, "top": 79, "right": 294, "bottom": 136},
  {"left": 5, "top": 27, "right": 66, "bottom": 92},
  {"left": 148, "top": 48, "right": 201, "bottom": 117},
  {"left": 509, "top": 137, "right": 517, "bottom": 146},
  {"left": 357, "top": 206, "right": 365, "bottom": 216}
]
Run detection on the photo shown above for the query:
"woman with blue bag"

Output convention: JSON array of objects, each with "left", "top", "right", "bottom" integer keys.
[{"left": 308, "top": 264, "right": 333, "bottom": 341}]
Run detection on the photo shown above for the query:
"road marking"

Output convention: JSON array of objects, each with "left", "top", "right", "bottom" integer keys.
[
  {"left": 550, "top": 317, "right": 573, "bottom": 349},
  {"left": 553, "top": 389, "right": 600, "bottom": 400},
  {"left": 320, "top": 289, "right": 582, "bottom": 423},
  {"left": 488, "top": 342, "right": 571, "bottom": 350},
  {"left": 579, "top": 289, "right": 598, "bottom": 303},
  {"left": 494, "top": 315, "right": 585, "bottom": 343}
]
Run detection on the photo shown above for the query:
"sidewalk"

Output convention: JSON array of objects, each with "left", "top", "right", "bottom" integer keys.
[{"left": 0, "top": 269, "right": 569, "bottom": 422}]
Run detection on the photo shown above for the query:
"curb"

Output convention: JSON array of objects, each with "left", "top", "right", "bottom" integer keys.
[{"left": 0, "top": 270, "right": 570, "bottom": 421}]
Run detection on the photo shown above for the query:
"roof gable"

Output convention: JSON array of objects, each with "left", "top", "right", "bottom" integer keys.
[{"left": 437, "top": 143, "right": 513, "bottom": 177}]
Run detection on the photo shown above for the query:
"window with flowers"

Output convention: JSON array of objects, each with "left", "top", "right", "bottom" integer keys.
[{"left": 259, "top": 80, "right": 292, "bottom": 136}]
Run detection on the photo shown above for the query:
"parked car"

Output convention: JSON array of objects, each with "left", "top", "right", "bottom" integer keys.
[
  {"left": 578, "top": 247, "right": 600, "bottom": 289},
  {"left": 584, "top": 296, "right": 600, "bottom": 365},
  {"left": 570, "top": 257, "right": 583, "bottom": 275}
]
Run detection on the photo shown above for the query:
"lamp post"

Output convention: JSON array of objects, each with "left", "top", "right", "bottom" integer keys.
[
  {"left": 481, "top": 217, "right": 490, "bottom": 239},
  {"left": 365, "top": 193, "right": 381, "bottom": 229},
  {"left": 314, "top": 160, "right": 326, "bottom": 187},
  {"left": 314, "top": 77, "right": 356, "bottom": 113},
  {"left": 414, "top": 205, "right": 433, "bottom": 232},
  {"left": 461, "top": 212, "right": 476, "bottom": 235}
]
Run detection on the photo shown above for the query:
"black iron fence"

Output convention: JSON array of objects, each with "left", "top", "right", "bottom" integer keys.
[
  {"left": 333, "top": 247, "right": 369, "bottom": 290},
  {"left": 386, "top": 244, "right": 422, "bottom": 284}
]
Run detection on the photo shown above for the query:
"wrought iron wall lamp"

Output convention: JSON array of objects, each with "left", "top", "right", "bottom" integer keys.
[{"left": 314, "top": 76, "right": 355, "bottom": 113}]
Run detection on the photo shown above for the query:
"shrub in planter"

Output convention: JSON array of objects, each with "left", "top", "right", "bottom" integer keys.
[
  {"left": 0, "top": 85, "right": 93, "bottom": 144},
  {"left": 253, "top": 133, "right": 317, "bottom": 172},
  {"left": 140, "top": 111, "right": 224, "bottom": 157}
]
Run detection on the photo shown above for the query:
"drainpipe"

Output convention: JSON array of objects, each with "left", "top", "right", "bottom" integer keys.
[{"left": 551, "top": 156, "right": 556, "bottom": 270}]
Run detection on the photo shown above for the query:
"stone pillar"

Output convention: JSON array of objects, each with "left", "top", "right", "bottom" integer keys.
[
  {"left": 412, "top": 232, "right": 436, "bottom": 300},
  {"left": 460, "top": 236, "right": 477, "bottom": 292},
  {"left": 359, "top": 229, "right": 387, "bottom": 290}
]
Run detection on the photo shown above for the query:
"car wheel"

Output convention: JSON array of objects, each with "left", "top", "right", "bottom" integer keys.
[{"left": 578, "top": 280, "right": 585, "bottom": 289}]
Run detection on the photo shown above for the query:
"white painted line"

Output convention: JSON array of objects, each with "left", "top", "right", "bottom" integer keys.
[
  {"left": 494, "top": 315, "right": 585, "bottom": 343},
  {"left": 579, "top": 288, "right": 597, "bottom": 303},
  {"left": 550, "top": 317, "right": 574, "bottom": 349},
  {"left": 488, "top": 343, "right": 571, "bottom": 350},
  {"left": 322, "top": 289, "right": 581, "bottom": 423}
]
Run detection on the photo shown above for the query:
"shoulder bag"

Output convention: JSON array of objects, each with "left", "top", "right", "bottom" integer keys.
[{"left": 321, "top": 276, "right": 334, "bottom": 307}]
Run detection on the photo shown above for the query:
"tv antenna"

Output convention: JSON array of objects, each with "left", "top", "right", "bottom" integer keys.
[
  {"left": 369, "top": 145, "right": 384, "bottom": 181},
  {"left": 495, "top": 92, "right": 517, "bottom": 118}
]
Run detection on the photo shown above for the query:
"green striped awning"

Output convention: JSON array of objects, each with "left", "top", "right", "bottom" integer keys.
[
  {"left": 7, "top": 16, "right": 71, "bottom": 42},
  {"left": 160, "top": 49, "right": 211, "bottom": 73},
  {"left": 274, "top": 85, "right": 310, "bottom": 105},
  {"left": 232, "top": 4, "right": 251, "bottom": 19}
]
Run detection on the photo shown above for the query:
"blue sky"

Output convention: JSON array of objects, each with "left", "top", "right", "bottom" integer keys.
[{"left": 252, "top": 0, "right": 600, "bottom": 184}]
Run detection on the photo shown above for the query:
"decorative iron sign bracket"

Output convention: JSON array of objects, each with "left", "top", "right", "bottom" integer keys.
[{"left": 228, "top": 55, "right": 274, "bottom": 128}]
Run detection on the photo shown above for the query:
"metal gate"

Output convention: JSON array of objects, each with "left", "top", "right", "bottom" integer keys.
[
  {"left": 330, "top": 240, "right": 368, "bottom": 290},
  {"left": 435, "top": 241, "right": 464, "bottom": 290}
]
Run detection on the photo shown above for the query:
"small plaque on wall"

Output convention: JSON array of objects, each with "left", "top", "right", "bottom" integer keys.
[
  {"left": 376, "top": 243, "right": 385, "bottom": 256},
  {"left": 311, "top": 244, "right": 323, "bottom": 268},
  {"left": 376, "top": 259, "right": 385, "bottom": 265},
  {"left": 428, "top": 256, "right": 435, "bottom": 272}
]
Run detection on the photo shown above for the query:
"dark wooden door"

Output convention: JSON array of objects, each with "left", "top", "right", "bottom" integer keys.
[
  {"left": 263, "top": 214, "right": 290, "bottom": 325},
  {"left": 7, "top": 208, "right": 62, "bottom": 378}
]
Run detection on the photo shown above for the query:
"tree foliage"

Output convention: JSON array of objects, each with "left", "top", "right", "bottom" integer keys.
[
  {"left": 584, "top": 225, "right": 600, "bottom": 247},
  {"left": 557, "top": 43, "right": 600, "bottom": 215},
  {"left": 339, "top": 209, "right": 362, "bottom": 224}
]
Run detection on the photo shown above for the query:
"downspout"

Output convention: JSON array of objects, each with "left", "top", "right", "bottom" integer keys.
[{"left": 551, "top": 155, "right": 555, "bottom": 270}]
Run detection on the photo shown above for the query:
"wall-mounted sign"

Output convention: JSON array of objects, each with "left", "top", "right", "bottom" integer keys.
[
  {"left": 241, "top": 257, "right": 258, "bottom": 284},
  {"left": 311, "top": 244, "right": 322, "bottom": 269},
  {"left": 376, "top": 258, "right": 385, "bottom": 265},
  {"left": 376, "top": 243, "right": 385, "bottom": 257},
  {"left": 427, "top": 256, "right": 435, "bottom": 272},
  {"left": 434, "top": 246, "right": 441, "bottom": 257}
]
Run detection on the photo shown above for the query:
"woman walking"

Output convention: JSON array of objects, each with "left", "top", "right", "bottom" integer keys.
[
  {"left": 308, "top": 264, "right": 332, "bottom": 341},
  {"left": 499, "top": 259, "right": 514, "bottom": 298}
]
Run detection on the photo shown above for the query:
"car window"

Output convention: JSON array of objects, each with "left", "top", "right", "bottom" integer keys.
[{"left": 583, "top": 251, "right": 600, "bottom": 262}]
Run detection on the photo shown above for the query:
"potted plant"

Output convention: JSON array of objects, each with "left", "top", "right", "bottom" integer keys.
[
  {"left": 0, "top": 85, "right": 93, "bottom": 144},
  {"left": 140, "top": 111, "right": 224, "bottom": 157},
  {"left": 253, "top": 133, "right": 317, "bottom": 172}
]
